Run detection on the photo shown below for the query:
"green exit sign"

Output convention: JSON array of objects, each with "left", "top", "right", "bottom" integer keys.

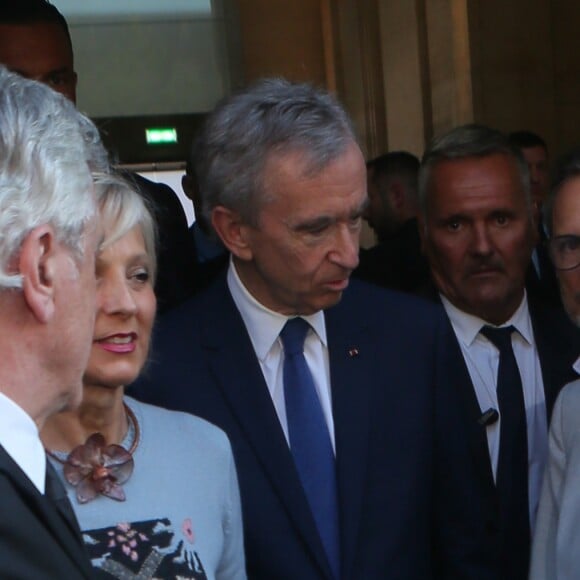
[{"left": 145, "top": 127, "right": 178, "bottom": 145}]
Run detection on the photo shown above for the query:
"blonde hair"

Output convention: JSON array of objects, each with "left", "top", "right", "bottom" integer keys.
[{"left": 93, "top": 172, "right": 158, "bottom": 283}]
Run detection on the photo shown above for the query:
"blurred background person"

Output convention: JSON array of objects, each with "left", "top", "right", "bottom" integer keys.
[
  {"left": 41, "top": 173, "right": 246, "bottom": 579},
  {"left": 354, "top": 151, "right": 430, "bottom": 292},
  {"left": 508, "top": 131, "right": 550, "bottom": 208},
  {"left": 364, "top": 151, "right": 420, "bottom": 243},
  {"left": 530, "top": 149, "right": 580, "bottom": 580},
  {"left": 181, "top": 144, "right": 228, "bottom": 296},
  {"left": 509, "top": 130, "right": 559, "bottom": 304},
  {"left": 0, "top": 65, "right": 105, "bottom": 578}
]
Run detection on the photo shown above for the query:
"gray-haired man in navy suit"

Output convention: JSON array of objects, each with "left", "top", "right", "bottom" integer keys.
[{"left": 132, "top": 79, "right": 495, "bottom": 579}]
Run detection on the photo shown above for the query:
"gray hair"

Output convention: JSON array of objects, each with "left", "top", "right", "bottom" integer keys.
[
  {"left": 94, "top": 172, "right": 158, "bottom": 283},
  {"left": 0, "top": 65, "right": 107, "bottom": 289},
  {"left": 194, "top": 78, "right": 357, "bottom": 228},
  {"left": 418, "top": 124, "right": 532, "bottom": 215}
]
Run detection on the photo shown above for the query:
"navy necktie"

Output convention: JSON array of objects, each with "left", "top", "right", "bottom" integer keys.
[
  {"left": 280, "top": 317, "right": 340, "bottom": 579},
  {"left": 480, "top": 325, "right": 530, "bottom": 577}
]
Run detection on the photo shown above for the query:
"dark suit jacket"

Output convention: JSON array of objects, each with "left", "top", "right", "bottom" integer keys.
[
  {"left": 0, "top": 446, "right": 93, "bottom": 579},
  {"left": 525, "top": 245, "right": 562, "bottom": 308},
  {"left": 132, "top": 275, "right": 495, "bottom": 579},
  {"left": 353, "top": 218, "right": 430, "bottom": 293},
  {"left": 432, "top": 290, "right": 580, "bottom": 580}
]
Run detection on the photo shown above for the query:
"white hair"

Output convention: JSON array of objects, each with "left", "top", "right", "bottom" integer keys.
[{"left": 0, "top": 65, "right": 107, "bottom": 289}]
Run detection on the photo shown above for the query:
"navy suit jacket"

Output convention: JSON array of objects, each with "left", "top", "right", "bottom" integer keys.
[
  {"left": 132, "top": 276, "right": 494, "bottom": 579},
  {"left": 0, "top": 446, "right": 93, "bottom": 579}
]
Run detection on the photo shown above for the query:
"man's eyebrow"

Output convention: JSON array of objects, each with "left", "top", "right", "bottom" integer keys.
[
  {"left": 293, "top": 216, "right": 333, "bottom": 232},
  {"left": 553, "top": 234, "right": 580, "bottom": 241},
  {"left": 489, "top": 208, "right": 517, "bottom": 217},
  {"left": 435, "top": 213, "right": 467, "bottom": 224}
]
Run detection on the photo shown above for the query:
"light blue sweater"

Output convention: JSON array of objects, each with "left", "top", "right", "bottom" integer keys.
[{"left": 49, "top": 396, "right": 246, "bottom": 579}]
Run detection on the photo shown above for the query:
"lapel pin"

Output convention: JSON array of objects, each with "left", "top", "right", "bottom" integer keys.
[{"left": 348, "top": 347, "right": 359, "bottom": 358}]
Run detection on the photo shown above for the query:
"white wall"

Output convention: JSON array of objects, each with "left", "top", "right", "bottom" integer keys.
[
  {"left": 52, "top": 1, "right": 235, "bottom": 118},
  {"left": 71, "top": 19, "right": 228, "bottom": 117},
  {"left": 52, "top": 0, "right": 211, "bottom": 18},
  {"left": 139, "top": 169, "right": 196, "bottom": 226}
]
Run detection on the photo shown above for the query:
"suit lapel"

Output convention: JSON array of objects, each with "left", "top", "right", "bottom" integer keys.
[
  {"left": 427, "top": 286, "right": 496, "bottom": 490},
  {"left": 441, "top": 329, "right": 496, "bottom": 490},
  {"left": 0, "top": 446, "right": 92, "bottom": 578},
  {"left": 325, "top": 300, "right": 373, "bottom": 579},
  {"left": 199, "top": 284, "right": 334, "bottom": 578},
  {"left": 45, "top": 460, "right": 86, "bottom": 540}
]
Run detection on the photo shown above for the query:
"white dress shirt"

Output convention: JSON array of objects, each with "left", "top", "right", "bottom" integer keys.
[
  {"left": 227, "top": 261, "right": 336, "bottom": 453},
  {"left": 441, "top": 293, "right": 547, "bottom": 532},
  {"left": 0, "top": 392, "right": 46, "bottom": 493}
]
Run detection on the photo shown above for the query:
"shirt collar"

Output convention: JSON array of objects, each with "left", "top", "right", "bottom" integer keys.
[
  {"left": 440, "top": 291, "right": 533, "bottom": 347},
  {"left": 0, "top": 392, "right": 45, "bottom": 493},
  {"left": 227, "top": 259, "right": 327, "bottom": 360}
]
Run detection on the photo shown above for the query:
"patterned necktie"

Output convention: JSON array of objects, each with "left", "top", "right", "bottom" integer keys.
[
  {"left": 480, "top": 325, "right": 530, "bottom": 577},
  {"left": 280, "top": 317, "right": 340, "bottom": 579}
]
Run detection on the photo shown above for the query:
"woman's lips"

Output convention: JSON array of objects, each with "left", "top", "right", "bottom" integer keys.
[{"left": 95, "top": 333, "right": 137, "bottom": 354}]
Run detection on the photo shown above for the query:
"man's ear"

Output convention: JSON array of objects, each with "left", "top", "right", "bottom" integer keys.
[
  {"left": 211, "top": 206, "right": 254, "bottom": 261},
  {"left": 19, "top": 225, "right": 58, "bottom": 323}
]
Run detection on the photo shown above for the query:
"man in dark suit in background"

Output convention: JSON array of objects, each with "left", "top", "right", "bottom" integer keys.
[
  {"left": 418, "top": 124, "right": 580, "bottom": 580},
  {"left": 181, "top": 153, "right": 228, "bottom": 294},
  {"left": 364, "top": 152, "right": 420, "bottom": 243},
  {"left": 0, "top": 0, "right": 195, "bottom": 313},
  {"left": 508, "top": 130, "right": 560, "bottom": 305},
  {"left": 0, "top": 66, "right": 103, "bottom": 578},
  {"left": 508, "top": 131, "right": 550, "bottom": 207},
  {"left": 132, "top": 79, "right": 494, "bottom": 579},
  {"left": 354, "top": 151, "right": 429, "bottom": 291}
]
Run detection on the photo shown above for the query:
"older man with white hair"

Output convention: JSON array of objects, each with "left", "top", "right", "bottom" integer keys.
[{"left": 0, "top": 66, "right": 106, "bottom": 578}]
